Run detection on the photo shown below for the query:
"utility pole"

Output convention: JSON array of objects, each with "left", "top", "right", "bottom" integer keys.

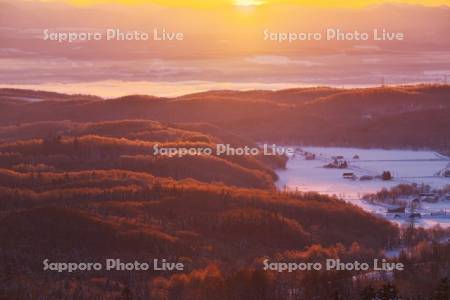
[{"left": 407, "top": 203, "right": 417, "bottom": 252}]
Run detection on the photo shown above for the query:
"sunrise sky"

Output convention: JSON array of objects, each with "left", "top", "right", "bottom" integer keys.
[
  {"left": 0, "top": 0, "right": 449, "bottom": 96},
  {"left": 39, "top": 0, "right": 450, "bottom": 7}
]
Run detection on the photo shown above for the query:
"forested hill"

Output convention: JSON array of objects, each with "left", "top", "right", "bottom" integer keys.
[
  {"left": 1, "top": 84, "right": 449, "bottom": 149},
  {"left": 2, "top": 85, "right": 448, "bottom": 299}
]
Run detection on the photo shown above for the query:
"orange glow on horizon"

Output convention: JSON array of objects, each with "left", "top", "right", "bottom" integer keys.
[{"left": 39, "top": 0, "right": 450, "bottom": 8}]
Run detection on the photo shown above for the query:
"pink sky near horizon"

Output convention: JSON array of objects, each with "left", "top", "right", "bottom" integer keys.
[{"left": 0, "top": 0, "right": 449, "bottom": 93}]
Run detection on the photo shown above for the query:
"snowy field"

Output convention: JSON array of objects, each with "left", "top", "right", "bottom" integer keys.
[{"left": 276, "top": 147, "right": 450, "bottom": 228}]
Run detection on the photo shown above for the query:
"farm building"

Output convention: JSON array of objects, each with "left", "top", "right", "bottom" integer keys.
[
  {"left": 408, "top": 213, "right": 421, "bottom": 219},
  {"left": 387, "top": 206, "right": 406, "bottom": 213},
  {"left": 343, "top": 172, "right": 356, "bottom": 180},
  {"left": 304, "top": 153, "right": 316, "bottom": 160}
]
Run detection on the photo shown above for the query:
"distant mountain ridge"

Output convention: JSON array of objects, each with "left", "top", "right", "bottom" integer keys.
[{"left": 1, "top": 84, "right": 449, "bottom": 149}]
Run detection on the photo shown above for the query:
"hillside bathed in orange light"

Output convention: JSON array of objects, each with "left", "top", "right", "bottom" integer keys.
[{"left": 1, "top": 0, "right": 450, "bottom": 299}]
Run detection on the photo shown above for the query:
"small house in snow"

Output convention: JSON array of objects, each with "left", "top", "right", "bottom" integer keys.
[
  {"left": 304, "top": 153, "right": 316, "bottom": 160},
  {"left": 343, "top": 173, "right": 356, "bottom": 180},
  {"left": 420, "top": 193, "right": 439, "bottom": 203},
  {"left": 387, "top": 206, "right": 405, "bottom": 214},
  {"left": 408, "top": 213, "right": 421, "bottom": 219}
]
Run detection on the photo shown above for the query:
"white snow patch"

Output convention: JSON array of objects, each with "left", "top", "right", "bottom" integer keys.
[{"left": 276, "top": 146, "right": 450, "bottom": 228}]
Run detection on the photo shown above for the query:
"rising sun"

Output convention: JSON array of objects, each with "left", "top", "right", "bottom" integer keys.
[{"left": 234, "top": 0, "right": 265, "bottom": 6}]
